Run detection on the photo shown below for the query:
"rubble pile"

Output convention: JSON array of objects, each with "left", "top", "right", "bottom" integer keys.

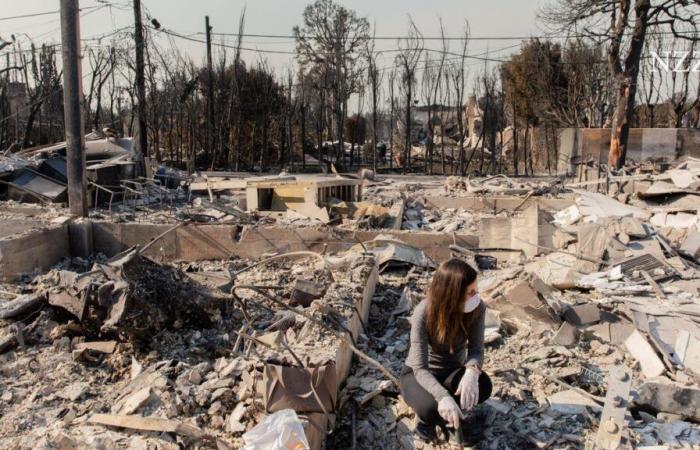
[
  {"left": 325, "top": 163, "right": 700, "bottom": 449},
  {"left": 402, "top": 199, "right": 480, "bottom": 233},
  {"left": 0, "top": 247, "right": 377, "bottom": 450},
  {"left": 444, "top": 174, "right": 565, "bottom": 196},
  {"left": 1, "top": 156, "right": 700, "bottom": 449}
]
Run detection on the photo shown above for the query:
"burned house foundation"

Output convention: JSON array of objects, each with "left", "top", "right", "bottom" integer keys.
[{"left": 1, "top": 166, "right": 700, "bottom": 449}]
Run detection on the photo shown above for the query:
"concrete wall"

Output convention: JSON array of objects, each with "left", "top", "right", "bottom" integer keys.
[
  {"left": 0, "top": 224, "right": 70, "bottom": 281},
  {"left": 91, "top": 222, "right": 479, "bottom": 263},
  {"left": 558, "top": 127, "right": 700, "bottom": 174}
]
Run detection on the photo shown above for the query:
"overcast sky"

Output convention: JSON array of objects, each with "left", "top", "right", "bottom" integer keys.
[{"left": 3, "top": 0, "right": 548, "bottom": 73}]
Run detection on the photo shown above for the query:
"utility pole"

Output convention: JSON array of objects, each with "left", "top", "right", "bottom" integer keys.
[
  {"left": 59, "top": 0, "right": 87, "bottom": 217},
  {"left": 133, "top": 0, "right": 147, "bottom": 164},
  {"left": 205, "top": 16, "right": 213, "bottom": 165}
]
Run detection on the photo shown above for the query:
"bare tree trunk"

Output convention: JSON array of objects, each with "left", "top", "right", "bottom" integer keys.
[{"left": 608, "top": 0, "right": 649, "bottom": 169}]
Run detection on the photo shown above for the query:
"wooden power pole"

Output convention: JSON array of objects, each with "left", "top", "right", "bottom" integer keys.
[
  {"left": 205, "top": 16, "right": 213, "bottom": 164},
  {"left": 133, "top": 0, "right": 147, "bottom": 163},
  {"left": 59, "top": 0, "right": 87, "bottom": 217}
]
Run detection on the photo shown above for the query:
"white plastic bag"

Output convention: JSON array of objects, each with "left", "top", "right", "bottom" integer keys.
[{"left": 242, "top": 409, "right": 310, "bottom": 450}]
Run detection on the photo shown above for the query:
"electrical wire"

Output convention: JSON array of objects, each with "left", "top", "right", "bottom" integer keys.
[{"left": 0, "top": 4, "right": 104, "bottom": 22}]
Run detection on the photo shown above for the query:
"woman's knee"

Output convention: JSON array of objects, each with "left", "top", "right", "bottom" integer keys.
[
  {"left": 400, "top": 371, "right": 442, "bottom": 424},
  {"left": 411, "top": 398, "right": 441, "bottom": 424}
]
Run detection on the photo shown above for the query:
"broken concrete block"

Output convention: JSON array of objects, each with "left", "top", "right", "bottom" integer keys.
[
  {"left": 636, "top": 379, "right": 700, "bottom": 422},
  {"left": 119, "top": 387, "right": 153, "bottom": 415},
  {"left": 620, "top": 216, "right": 647, "bottom": 239},
  {"left": 547, "top": 389, "right": 601, "bottom": 416},
  {"left": 624, "top": 330, "right": 665, "bottom": 378},
  {"left": 680, "top": 229, "right": 700, "bottom": 261},
  {"left": 551, "top": 322, "right": 580, "bottom": 347},
  {"left": 524, "top": 252, "right": 581, "bottom": 290},
  {"left": 674, "top": 330, "right": 700, "bottom": 376},
  {"left": 553, "top": 205, "right": 581, "bottom": 227},
  {"left": 256, "top": 331, "right": 283, "bottom": 348},
  {"left": 73, "top": 340, "right": 117, "bottom": 354},
  {"left": 489, "top": 279, "right": 559, "bottom": 327},
  {"left": 227, "top": 402, "right": 247, "bottom": 433},
  {"left": 587, "top": 321, "right": 635, "bottom": 346},
  {"left": 290, "top": 279, "right": 326, "bottom": 307},
  {"left": 575, "top": 223, "right": 609, "bottom": 274},
  {"left": 563, "top": 304, "right": 600, "bottom": 326},
  {"left": 552, "top": 229, "right": 576, "bottom": 249},
  {"left": 480, "top": 205, "right": 555, "bottom": 258}
]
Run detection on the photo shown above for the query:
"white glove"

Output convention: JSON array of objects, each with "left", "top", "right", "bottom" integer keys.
[
  {"left": 437, "top": 396, "right": 462, "bottom": 429},
  {"left": 455, "top": 367, "right": 479, "bottom": 411}
]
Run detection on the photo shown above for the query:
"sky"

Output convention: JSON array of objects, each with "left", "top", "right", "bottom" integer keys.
[
  {"left": 2, "top": 0, "right": 549, "bottom": 73},
  {"left": 1, "top": 0, "right": 558, "bottom": 113}
]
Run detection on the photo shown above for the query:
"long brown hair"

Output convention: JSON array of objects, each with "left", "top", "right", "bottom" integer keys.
[{"left": 426, "top": 258, "right": 478, "bottom": 351}]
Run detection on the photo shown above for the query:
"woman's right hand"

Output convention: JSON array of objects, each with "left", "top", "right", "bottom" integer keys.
[{"left": 437, "top": 396, "right": 461, "bottom": 429}]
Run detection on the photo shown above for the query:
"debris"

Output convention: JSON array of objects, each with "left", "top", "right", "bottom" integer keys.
[
  {"left": 40, "top": 249, "right": 214, "bottom": 342},
  {"left": 551, "top": 322, "right": 580, "bottom": 347},
  {"left": 680, "top": 228, "right": 700, "bottom": 261},
  {"left": 575, "top": 223, "right": 610, "bottom": 273},
  {"left": 562, "top": 304, "right": 601, "bottom": 326},
  {"left": 489, "top": 276, "right": 560, "bottom": 327},
  {"left": 553, "top": 204, "right": 581, "bottom": 227},
  {"left": 7, "top": 169, "right": 67, "bottom": 203},
  {"left": 480, "top": 205, "right": 555, "bottom": 258},
  {"left": 636, "top": 379, "right": 700, "bottom": 422},
  {"left": 88, "top": 413, "right": 231, "bottom": 448},
  {"left": 547, "top": 389, "right": 601, "bottom": 416},
  {"left": 358, "top": 380, "right": 393, "bottom": 406},
  {"left": 351, "top": 237, "right": 435, "bottom": 271},
  {"left": 2, "top": 165, "right": 700, "bottom": 449},
  {"left": 624, "top": 330, "right": 665, "bottom": 378},
  {"left": 674, "top": 330, "right": 700, "bottom": 376},
  {"left": 0, "top": 293, "right": 45, "bottom": 319},
  {"left": 227, "top": 403, "right": 248, "bottom": 433},
  {"left": 574, "top": 190, "right": 650, "bottom": 220},
  {"left": 118, "top": 387, "right": 153, "bottom": 415},
  {"left": 290, "top": 279, "right": 327, "bottom": 307}
]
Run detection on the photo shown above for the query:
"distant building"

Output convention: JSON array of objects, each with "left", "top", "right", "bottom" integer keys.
[{"left": 465, "top": 95, "right": 482, "bottom": 147}]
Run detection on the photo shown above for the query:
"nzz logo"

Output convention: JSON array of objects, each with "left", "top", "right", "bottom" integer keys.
[{"left": 650, "top": 51, "right": 700, "bottom": 72}]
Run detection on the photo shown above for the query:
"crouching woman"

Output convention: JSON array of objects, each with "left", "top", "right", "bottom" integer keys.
[{"left": 401, "top": 258, "right": 492, "bottom": 443}]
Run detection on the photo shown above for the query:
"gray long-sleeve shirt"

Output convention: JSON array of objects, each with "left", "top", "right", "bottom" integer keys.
[{"left": 405, "top": 299, "right": 486, "bottom": 402}]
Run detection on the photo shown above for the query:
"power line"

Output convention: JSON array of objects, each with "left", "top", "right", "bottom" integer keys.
[
  {"left": 0, "top": 28, "right": 132, "bottom": 57},
  {"left": 151, "top": 26, "right": 514, "bottom": 63},
  {"left": 0, "top": 4, "right": 104, "bottom": 22},
  {"left": 199, "top": 30, "right": 700, "bottom": 41}
]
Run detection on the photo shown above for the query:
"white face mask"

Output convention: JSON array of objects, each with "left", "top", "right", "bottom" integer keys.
[{"left": 463, "top": 294, "right": 481, "bottom": 313}]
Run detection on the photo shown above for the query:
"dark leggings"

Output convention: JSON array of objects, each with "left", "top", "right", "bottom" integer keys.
[{"left": 400, "top": 366, "right": 493, "bottom": 427}]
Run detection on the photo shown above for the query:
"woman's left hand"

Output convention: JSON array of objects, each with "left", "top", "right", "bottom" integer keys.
[{"left": 455, "top": 367, "right": 479, "bottom": 411}]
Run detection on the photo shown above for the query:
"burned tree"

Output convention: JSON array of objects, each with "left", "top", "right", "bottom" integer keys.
[
  {"left": 395, "top": 17, "right": 424, "bottom": 173},
  {"left": 387, "top": 69, "right": 397, "bottom": 169},
  {"left": 294, "top": 0, "right": 369, "bottom": 168},
  {"left": 419, "top": 20, "right": 447, "bottom": 174},
  {"left": 449, "top": 21, "right": 470, "bottom": 175},
  {"left": 542, "top": 0, "right": 700, "bottom": 169},
  {"left": 365, "top": 27, "right": 383, "bottom": 173}
]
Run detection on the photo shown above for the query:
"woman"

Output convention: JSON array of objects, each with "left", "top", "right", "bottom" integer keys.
[{"left": 401, "top": 258, "right": 492, "bottom": 443}]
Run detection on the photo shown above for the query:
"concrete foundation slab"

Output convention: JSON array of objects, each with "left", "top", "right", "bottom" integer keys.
[{"left": 0, "top": 224, "right": 70, "bottom": 281}]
